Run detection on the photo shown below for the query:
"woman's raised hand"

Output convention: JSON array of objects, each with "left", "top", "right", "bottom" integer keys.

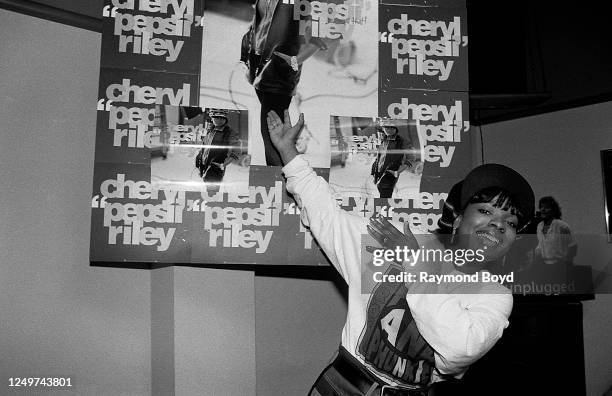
[
  {"left": 267, "top": 109, "right": 304, "bottom": 165},
  {"left": 367, "top": 216, "right": 419, "bottom": 252}
]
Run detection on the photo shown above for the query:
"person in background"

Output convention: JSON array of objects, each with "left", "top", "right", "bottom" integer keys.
[{"left": 535, "top": 196, "right": 576, "bottom": 270}]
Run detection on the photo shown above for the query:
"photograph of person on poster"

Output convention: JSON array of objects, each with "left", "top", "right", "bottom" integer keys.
[
  {"left": 240, "top": 0, "right": 327, "bottom": 166},
  {"left": 195, "top": 108, "right": 241, "bottom": 183},
  {"left": 200, "top": 0, "right": 378, "bottom": 168},
  {"left": 370, "top": 118, "right": 413, "bottom": 199},
  {"left": 267, "top": 109, "right": 535, "bottom": 395},
  {"left": 150, "top": 106, "right": 249, "bottom": 193},
  {"left": 328, "top": 115, "right": 422, "bottom": 201}
]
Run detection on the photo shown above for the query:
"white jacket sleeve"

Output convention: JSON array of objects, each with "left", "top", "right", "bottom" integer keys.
[
  {"left": 405, "top": 285, "right": 513, "bottom": 375},
  {"left": 283, "top": 155, "right": 368, "bottom": 283}
]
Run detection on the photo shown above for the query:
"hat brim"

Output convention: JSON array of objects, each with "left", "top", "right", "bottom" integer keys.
[
  {"left": 459, "top": 163, "right": 535, "bottom": 221},
  {"left": 380, "top": 125, "right": 398, "bottom": 132}
]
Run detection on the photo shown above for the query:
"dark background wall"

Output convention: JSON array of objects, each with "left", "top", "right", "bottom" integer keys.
[
  {"left": 468, "top": 1, "right": 612, "bottom": 124},
  {"left": 479, "top": 102, "right": 612, "bottom": 396}
]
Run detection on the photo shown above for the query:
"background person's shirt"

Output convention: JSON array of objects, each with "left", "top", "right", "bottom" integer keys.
[{"left": 536, "top": 219, "right": 574, "bottom": 265}]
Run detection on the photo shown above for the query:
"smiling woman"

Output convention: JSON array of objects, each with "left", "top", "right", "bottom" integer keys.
[
  {"left": 266, "top": 110, "right": 536, "bottom": 395},
  {"left": 437, "top": 164, "right": 534, "bottom": 274}
]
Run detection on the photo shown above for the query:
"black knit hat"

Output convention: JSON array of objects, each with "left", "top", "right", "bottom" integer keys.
[
  {"left": 460, "top": 163, "right": 535, "bottom": 221},
  {"left": 438, "top": 164, "right": 535, "bottom": 232},
  {"left": 209, "top": 108, "right": 229, "bottom": 119}
]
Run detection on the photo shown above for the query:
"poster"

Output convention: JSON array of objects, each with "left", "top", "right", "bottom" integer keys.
[
  {"left": 328, "top": 115, "right": 423, "bottom": 201},
  {"left": 379, "top": 4, "right": 468, "bottom": 91},
  {"left": 150, "top": 105, "right": 250, "bottom": 194},
  {"left": 91, "top": 0, "right": 473, "bottom": 267},
  {"left": 199, "top": 0, "right": 378, "bottom": 167}
]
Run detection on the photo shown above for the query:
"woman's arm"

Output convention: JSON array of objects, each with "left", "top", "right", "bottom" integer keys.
[
  {"left": 269, "top": 110, "right": 368, "bottom": 282},
  {"left": 367, "top": 216, "right": 513, "bottom": 376},
  {"left": 406, "top": 287, "right": 513, "bottom": 375}
]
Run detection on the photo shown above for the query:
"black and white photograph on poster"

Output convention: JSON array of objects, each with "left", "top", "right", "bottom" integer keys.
[
  {"left": 150, "top": 105, "right": 250, "bottom": 194},
  {"left": 199, "top": 0, "right": 378, "bottom": 168},
  {"left": 328, "top": 115, "right": 423, "bottom": 200}
]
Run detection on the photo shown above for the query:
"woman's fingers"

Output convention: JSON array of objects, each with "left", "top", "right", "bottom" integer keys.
[
  {"left": 283, "top": 109, "right": 292, "bottom": 128},
  {"left": 403, "top": 220, "right": 415, "bottom": 238},
  {"left": 294, "top": 113, "right": 304, "bottom": 134},
  {"left": 370, "top": 217, "right": 401, "bottom": 240},
  {"left": 267, "top": 110, "right": 282, "bottom": 127},
  {"left": 367, "top": 216, "right": 418, "bottom": 251},
  {"left": 367, "top": 223, "right": 396, "bottom": 249},
  {"left": 285, "top": 112, "right": 304, "bottom": 141},
  {"left": 366, "top": 224, "right": 385, "bottom": 242}
]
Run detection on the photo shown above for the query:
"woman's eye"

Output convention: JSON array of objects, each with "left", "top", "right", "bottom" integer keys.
[{"left": 478, "top": 209, "right": 490, "bottom": 215}]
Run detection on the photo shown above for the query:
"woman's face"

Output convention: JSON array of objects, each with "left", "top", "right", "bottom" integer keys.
[
  {"left": 539, "top": 202, "right": 554, "bottom": 220},
  {"left": 456, "top": 199, "right": 519, "bottom": 261}
]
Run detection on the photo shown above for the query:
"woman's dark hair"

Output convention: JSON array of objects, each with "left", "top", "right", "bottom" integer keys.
[
  {"left": 438, "top": 186, "right": 525, "bottom": 235},
  {"left": 538, "top": 196, "right": 562, "bottom": 219},
  {"left": 437, "top": 181, "right": 463, "bottom": 235},
  {"left": 467, "top": 186, "right": 524, "bottom": 220}
]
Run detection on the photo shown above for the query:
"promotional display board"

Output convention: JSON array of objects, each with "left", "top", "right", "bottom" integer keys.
[
  {"left": 91, "top": 0, "right": 472, "bottom": 266},
  {"left": 379, "top": 4, "right": 468, "bottom": 91}
]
